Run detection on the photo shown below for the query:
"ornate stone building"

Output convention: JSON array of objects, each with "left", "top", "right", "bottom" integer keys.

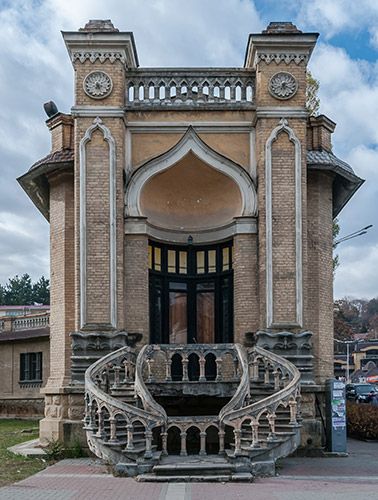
[{"left": 18, "top": 20, "right": 363, "bottom": 479}]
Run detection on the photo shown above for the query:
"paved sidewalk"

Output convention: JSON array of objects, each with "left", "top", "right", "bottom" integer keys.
[{"left": 1, "top": 439, "right": 377, "bottom": 500}]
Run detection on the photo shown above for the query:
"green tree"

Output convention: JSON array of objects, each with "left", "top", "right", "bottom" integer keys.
[
  {"left": 306, "top": 71, "right": 320, "bottom": 116},
  {"left": 32, "top": 276, "right": 50, "bottom": 305},
  {"left": 333, "top": 218, "right": 340, "bottom": 274},
  {"left": 4, "top": 274, "right": 33, "bottom": 305}
]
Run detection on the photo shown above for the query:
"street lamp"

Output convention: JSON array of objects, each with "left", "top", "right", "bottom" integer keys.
[
  {"left": 334, "top": 339, "right": 364, "bottom": 383},
  {"left": 334, "top": 224, "right": 373, "bottom": 247}
]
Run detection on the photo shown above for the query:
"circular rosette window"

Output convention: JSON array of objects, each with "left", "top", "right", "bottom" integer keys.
[
  {"left": 269, "top": 72, "right": 298, "bottom": 100},
  {"left": 83, "top": 71, "right": 113, "bottom": 99}
]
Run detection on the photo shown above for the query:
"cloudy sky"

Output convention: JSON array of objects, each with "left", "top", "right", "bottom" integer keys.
[{"left": 0, "top": 0, "right": 377, "bottom": 299}]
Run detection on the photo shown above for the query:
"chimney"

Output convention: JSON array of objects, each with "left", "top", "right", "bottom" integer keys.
[
  {"left": 46, "top": 113, "right": 74, "bottom": 153},
  {"left": 307, "top": 115, "right": 336, "bottom": 152}
]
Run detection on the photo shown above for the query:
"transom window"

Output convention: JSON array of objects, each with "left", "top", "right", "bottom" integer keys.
[{"left": 148, "top": 241, "right": 232, "bottom": 276}]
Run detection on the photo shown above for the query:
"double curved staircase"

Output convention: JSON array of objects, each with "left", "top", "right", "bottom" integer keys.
[{"left": 84, "top": 343, "right": 301, "bottom": 481}]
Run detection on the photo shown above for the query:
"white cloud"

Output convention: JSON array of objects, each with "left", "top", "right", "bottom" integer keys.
[
  {"left": 334, "top": 244, "right": 378, "bottom": 299},
  {"left": 308, "top": 43, "right": 378, "bottom": 299},
  {"left": 309, "top": 43, "right": 378, "bottom": 147},
  {"left": 0, "top": 0, "right": 377, "bottom": 300},
  {"left": 297, "top": 0, "right": 378, "bottom": 47}
]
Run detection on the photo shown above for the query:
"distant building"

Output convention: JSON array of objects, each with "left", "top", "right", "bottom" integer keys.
[
  {"left": 0, "top": 311, "right": 50, "bottom": 417},
  {"left": 0, "top": 305, "right": 49, "bottom": 317},
  {"left": 334, "top": 340, "right": 378, "bottom": 382}
]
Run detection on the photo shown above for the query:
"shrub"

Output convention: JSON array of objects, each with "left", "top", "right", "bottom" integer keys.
[{"left": 347, "top": 401, "right": 378, "bottom": 440}]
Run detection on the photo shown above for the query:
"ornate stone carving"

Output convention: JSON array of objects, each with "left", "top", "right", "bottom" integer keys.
[
  {"left": 256, "top": 331, "right": 314, "bottom": 384},
  {"left": 73, "top": 51, "right": 126, "bottom": 64},
  {"left": 256, "top": 331, "right": 312, "bottom": 352},
  {"left": 83, "top": 71, "right": 113, "bottom": 99},
  {"left": 269, "top": 72, "right": 298, "bottom": 100},
  {"left": 70, "top": 331, "right": 141, "bottom": 384},
  {"left": 255, "top": 52, "right": 308, "bottom": 65}
]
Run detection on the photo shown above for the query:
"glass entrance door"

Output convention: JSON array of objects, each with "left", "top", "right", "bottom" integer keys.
[{"left": 149, "top": 241, "right": 233, "bottom": 344}]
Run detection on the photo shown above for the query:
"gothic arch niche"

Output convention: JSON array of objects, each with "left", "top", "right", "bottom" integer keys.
[
  {"left": 140, "top": 151, "right": 242, "bottom": 230},
  {"left": 125, "top": 127, "right": 257, "bottom": 238}
]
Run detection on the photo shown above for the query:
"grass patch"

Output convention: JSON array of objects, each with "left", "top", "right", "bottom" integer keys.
[{"left": 0, "top": 419, "right": 46, "bottom": 487}]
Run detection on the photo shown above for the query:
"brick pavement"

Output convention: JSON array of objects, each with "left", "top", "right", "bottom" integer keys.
[{"left": 1, "top": 440, "right": 378, "bottom": 500}]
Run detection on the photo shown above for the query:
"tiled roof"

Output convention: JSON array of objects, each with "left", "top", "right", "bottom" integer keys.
[
  {"left": 29, "top": 148, "right": 74, "bottom": 172},
  {"left": 307, "top": 149, "right": 355, "bottom": 175}
]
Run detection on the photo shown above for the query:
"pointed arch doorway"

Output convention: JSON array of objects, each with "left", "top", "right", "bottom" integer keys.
[{"left": 149, "top": 240, "right": 233, "bottom": 345}]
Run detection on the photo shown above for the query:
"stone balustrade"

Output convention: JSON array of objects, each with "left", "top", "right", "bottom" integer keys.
[
  {"left": 84, "top": 342, "right": 301, "bottom": 463},
  {"left": 219, "top": 345, "right": 301, "bottom": 455},
  {"left": 0, "top": 313, "right": 50, "bottom": 332},
  {"left": 125, "top": 69, "right": 255, "bottom": 109},
  {"left": 142, "top": 343, "right": 240, "bottom": 383}
]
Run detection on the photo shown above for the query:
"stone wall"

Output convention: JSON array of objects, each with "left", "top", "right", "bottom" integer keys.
[{"left": 0, "top": 336, "right": 50, "bottom": 417}]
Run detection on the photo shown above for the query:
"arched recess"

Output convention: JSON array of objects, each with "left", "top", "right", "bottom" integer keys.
[
  {"left": 265, "top": 117, "right": 302, "bottom": 329},
  {"left": 79, "top": 116, "right": 117, "bottom": 329},
  {"left": 125, "top": 127, "right": 257, "bottom": 241}
]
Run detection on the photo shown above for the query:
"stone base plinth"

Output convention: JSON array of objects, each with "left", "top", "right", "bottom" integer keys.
[{"left": 39, "top": 385, "right": 87, "bottom": 448}]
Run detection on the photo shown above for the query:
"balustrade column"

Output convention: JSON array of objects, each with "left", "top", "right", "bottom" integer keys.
[
  {"left": 267, "top": 413, "right": 276, "bottom": 441},
  {"left": 289, "top": 400, "right": 298, "bottom": 425},
  {"left": 112, "top": 366, "right": 121, "bottom": 389},
  {"left": 146, "top": 358, "right": 154, "bottom": 383},
  {"left": 96, "top": 409, "right": 105, "bottom": 439},
  {"left": 233, "top": 427, "right": 242, "bottom": 455},
  {"left": 109, "top": 417, "right": 118, "bottom": 443},
  {"left": 215, "top": 358, "right": 223, "bottom": 382},
  {"left": 199, "top": 431, "right": 207, "bottom": 456},
  {"left": 199, "top": 357, "right": 206, "bottom": 382},
  {"left": 180, "top": 431, "right": 187, "bottom": 456},
  {"left": 182, "top": 357, "right": 189, "bottom": 382},
  {"left": 273, "top": 370, "right": 280, "bottom": 390},
  {"left": 123, "top": 360, "right": 130, "bottom": 382},
  {"left": 218, "top": 429, "right": 225, "bottom": 455},
  {"left": 161, "top": 431, "right": 168, "bottom": 456},
  {"left": 250, "top": 420, "right": 259, "bottom": 448},
  {"left": 144, "top": 430, "right": 153, "bottom": 459},
  {"left": 233, "top": 358, "right": 239, "bottom": 378},
  {"left": 126, "top": 424, "right": 134, "bottom": 450},
  {"left": 130, "top": 361, "right": 135, "bottom": 380},
  {"left": 83, "top": 397, "right": 91, "bottom": 428},
  {"left": 251, "top": 360, "right": 259, "bottom": 381},
  {"left": 230, "top": 83, "right": 236, "bottom": 101},
  {"left": 264, "top": 365, "right": 270, "bottom": 385},
  {"left": 165, "top": 358, "right": 172, "bottom": 381}
]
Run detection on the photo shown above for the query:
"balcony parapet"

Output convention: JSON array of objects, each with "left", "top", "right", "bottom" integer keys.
[
  {"left": 0, "top": 312, "right": 49, "bottom": 332},
  {"left": 125, "top": 68, "right": 255, "bottom": 110}
]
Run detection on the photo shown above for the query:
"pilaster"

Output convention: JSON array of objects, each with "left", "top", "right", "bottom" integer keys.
[{"left": 246, "top": 22, "right": 318, "bottom": 332}]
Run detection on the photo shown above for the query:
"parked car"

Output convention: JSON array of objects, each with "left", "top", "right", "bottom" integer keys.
[{"left": 346, "top": 383, "right": 378, "bottom": 403}]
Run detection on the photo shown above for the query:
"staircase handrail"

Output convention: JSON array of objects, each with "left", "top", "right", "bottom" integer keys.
[
  {"left": 135, "top": 345, "right": 168, "bottom": 422},
  {"left": 220, "top": 345, "right": 300, "bottom": 425},
  {"left": 85, "top": 345, "right": 166, "bottom": 426},
  {"left": 218, "top": 343, "right": 250, "bottom": 422}
]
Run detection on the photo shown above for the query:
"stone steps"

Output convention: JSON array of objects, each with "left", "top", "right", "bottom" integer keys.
[
  {"left": 136, "top": 473, "right": 254, "bottom": 482},
  {"left": 135, "top": 455, "right": 254, "bottom": 482}
]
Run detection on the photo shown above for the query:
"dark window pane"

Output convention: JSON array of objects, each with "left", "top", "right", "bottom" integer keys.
[
  {"left": 196, "top": 291, "right": 215, "bottom": 343},
  {"left": 169, "top": 291, "right": 187, "bottom": 343}
]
